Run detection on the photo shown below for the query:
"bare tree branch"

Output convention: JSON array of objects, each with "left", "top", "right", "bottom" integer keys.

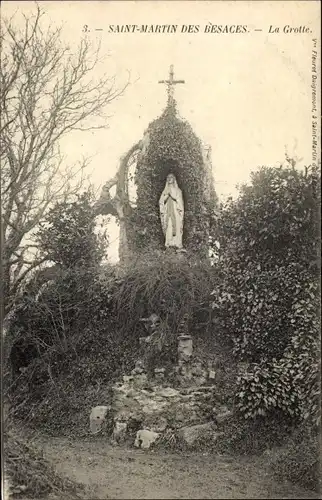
[{"left": 1, "top": 4, "right": 129, "bottom": 316}]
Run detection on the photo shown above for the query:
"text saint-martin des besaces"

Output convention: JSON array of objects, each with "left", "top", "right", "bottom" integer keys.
[{"left": 106, "top": 25, "right": 248, "bottom": 34}]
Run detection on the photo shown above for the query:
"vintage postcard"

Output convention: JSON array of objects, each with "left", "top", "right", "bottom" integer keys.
[{"left": 1, "top": 1, "right": 320, "bottom": 499}]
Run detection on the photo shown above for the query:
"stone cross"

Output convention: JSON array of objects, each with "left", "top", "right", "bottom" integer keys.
[{"left": 158, "top": 65, "right": 185, "bottom": 104}]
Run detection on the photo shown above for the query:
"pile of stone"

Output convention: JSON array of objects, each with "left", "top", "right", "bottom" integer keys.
[
  {"left": 90, "top": 369, "right": 232, "bottom": 449},
  {"left": 89, "top": 332, "right": 233, "bottom": 449}
]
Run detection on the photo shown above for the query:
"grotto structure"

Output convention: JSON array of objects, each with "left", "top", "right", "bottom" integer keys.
[{"left": 95, "top": 65, "right": 217, "bottom": 264}]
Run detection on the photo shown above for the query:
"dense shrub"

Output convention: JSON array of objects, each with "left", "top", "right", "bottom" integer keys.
[
  {"left": 36, "top": 190, "right": 106, "bottom": 268},
  {"left": 212, "top": 165, "right": 319, "bottom": 359},
  {"left": 6, "top": 264, "right": 118, "bottom": 383},
  {"left": 6, "top": 265, "right": 127, "bottom": 390},
  {"left": 234, "top": 283, "right": 320, "bottom": 423},
  {"left": 6, "top": 191, "right": 111, "bottom": 376},
  {"left": 211, "top": 163, "right": 320, "bottom": 426},
  {"left": 5, "top": 192, "right": 122, "bottom": 431}
]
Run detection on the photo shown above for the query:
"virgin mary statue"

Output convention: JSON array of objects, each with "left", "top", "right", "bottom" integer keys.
[{"left": 159, "top": 173, "right": 184, "bottom": 248}]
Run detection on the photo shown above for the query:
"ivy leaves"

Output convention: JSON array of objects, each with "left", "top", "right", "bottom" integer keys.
[
  {"left": 211, "top": 163, "right": 320, "bottom": 426},
  {"left": 133, "top": 104, "right": 217, "bottom": 256}
]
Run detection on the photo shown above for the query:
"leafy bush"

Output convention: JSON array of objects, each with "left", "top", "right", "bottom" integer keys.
[
  {"left": 234, "top": 279, "right": 320, "bottom": 423},
  {"left": 7, "top": 190, "right": 112, "bottom": 378},
  {"left": 235, "top": 361, "right": 300, "bottom": 420},
  {"left": 36, "top": 190, "right": 106, "bottom": 268},
  {"left": 212, "top": 261, "right": 309, "bottom": 361},
  {"left": 212, "top": 165, "right": 319, "bottom": 361},
  {"left": 215, "top": 164, "right": 320, "bottom": 268},
  {"left": 211, "top": 163, "right": 320, "bottom": 426},
  {"left": 5, "top": 191, "right": 122, "bottom": 433},
  {"left": 6, "top": 264, "right": 117, "bottom": 382}
]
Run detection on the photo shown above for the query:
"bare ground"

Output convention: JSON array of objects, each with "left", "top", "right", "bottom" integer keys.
[{"left": 27, "top": 435, "right": 320, "bottom": 500}]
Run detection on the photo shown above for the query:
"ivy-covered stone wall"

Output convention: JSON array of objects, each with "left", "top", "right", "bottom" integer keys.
[{"left": 131, "top": 104, "right": 216, "bottom": 258}]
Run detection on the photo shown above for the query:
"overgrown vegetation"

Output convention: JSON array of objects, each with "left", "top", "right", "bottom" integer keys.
[
  {"left": 5, "top": 192, "right": 122, "bottom": 434},
  {"left": 212, "top": 163, "right": 320, "bottom": 422},
  {"left": 6, "top": 191, "right": 108, "bottom": 374},
  {"left": 211, "top": 161, "right": 320, "bottom": 490},
  {"left": 134, "top": 100, "right": 217, "bottom": 257},
  {"left": 113, "top": 251, "right": 216, "bottom": 337},
  {"left": 6, "top": 249, "right": 217, "bottom": 434},
  {"left": 5, "top": 158, "right": 320, "bottom": 493},
  {"left": 36, "top": 191, "right": 107, "bottom": 268}
]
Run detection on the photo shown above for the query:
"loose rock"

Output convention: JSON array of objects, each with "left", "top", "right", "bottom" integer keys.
[{"left": 134, "top": 429, "right": 160, "bottom": 449}]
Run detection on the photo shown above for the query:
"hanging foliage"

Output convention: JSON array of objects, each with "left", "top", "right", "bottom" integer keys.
[{"left": 131, "top": 103, "right": 217, "bottom": 257}]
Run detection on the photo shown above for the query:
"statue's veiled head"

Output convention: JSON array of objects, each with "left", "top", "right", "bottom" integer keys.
[{"left": 166, "top": 173, "right": 176, "bottom": 185}]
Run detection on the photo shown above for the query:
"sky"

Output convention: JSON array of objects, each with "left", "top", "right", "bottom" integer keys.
[{"left": 3, "top": 1, "right": 320, "bottom": 261}]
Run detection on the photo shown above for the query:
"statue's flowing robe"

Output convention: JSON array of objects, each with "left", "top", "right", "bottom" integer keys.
[{"left": 159, "top": 176, "right": 184, "bottom": 248}]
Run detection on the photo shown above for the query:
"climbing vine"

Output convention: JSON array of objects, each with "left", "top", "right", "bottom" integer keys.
[{"left": 132, "top": 103, "right": 217, "bottom": 257}]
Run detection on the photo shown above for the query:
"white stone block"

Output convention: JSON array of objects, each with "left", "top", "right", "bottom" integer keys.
[
  {"left": 134, "top": 429, "right": 160, "bottom": 449},
  {"left": 89, "top": 405, "right": 109, "bottom": 434}
]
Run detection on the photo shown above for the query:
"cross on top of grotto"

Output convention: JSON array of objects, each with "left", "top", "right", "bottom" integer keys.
[{"left": 158, "top": 64, "right": 185, "bottom": 105}]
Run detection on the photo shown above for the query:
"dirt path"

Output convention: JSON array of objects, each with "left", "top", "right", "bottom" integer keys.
[{"left": 32, "top": 436, "right": 319, "bottom": 500}]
